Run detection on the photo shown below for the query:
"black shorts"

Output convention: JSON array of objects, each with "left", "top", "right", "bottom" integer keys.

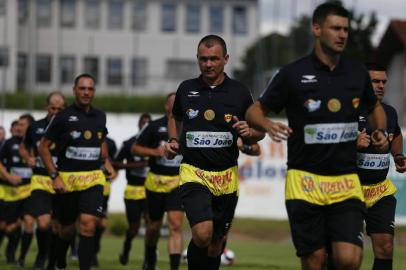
[
  {"left": 101, "top": 195, "right": 109, "bottom": 218},
  {"left": 53, "top": 185, "right": 104, "bottom": 225},
  {"left": 146, "top": 187, "right": 183, "bottom": 221},
  {"left": 0, "top": 199, "right": 5, "bottom": 221},
  {"left": 26, "top": 190, "right": 53, "bottom": 218},
  {"left": 180, "top": 182, "right": 238, "bottom": 240},
  {"left": 286, "top": 199, "right": 365, "bottom": 257},
  {"left": 125, "top": 199, "right": 147, "bottom": 224},
  {"left": 366, "top": 195, "right": 396, "bottom": 235},
  {"left": 4, "top": 198, "right": 31, "bottom": 225}
]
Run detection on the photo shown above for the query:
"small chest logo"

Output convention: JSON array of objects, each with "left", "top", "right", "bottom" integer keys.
[
  {"left": 224, "top": 114, "right": 232, "bottom": 123},
  {"left": 36, "top": 128, "right": 45, "bottom": 134},
  {"left": 301, "top": 75, "right": 317, "bottom": 84},
  {"left": 352, "top": 98, "right": 360, "bottom": 109},
  {"left": 158, "top": 127, "right": 167, "bottom": 133},
  {"left": 70, "top": 131, "right": 81, "bottom": 139},
  {"left": 204, "top": 109, "right": 215, "bottom": 121},
  {"left": 304, "top": 99, "right": 321, "bottom": 112},
  {"left": 68, "top": 116, "right": 79, "bottom": 122},
  {"left": 188, "top": 91, "right": 200, "bottom": 97},
  {"left": 84, "top": 130, "right": 92, "bottom": 140},
  {"left": 186, "top": 109, "right": 199, "bottom": 119},
  {"left": 327, "top": 98, "right": 341, "bottom": 112}
]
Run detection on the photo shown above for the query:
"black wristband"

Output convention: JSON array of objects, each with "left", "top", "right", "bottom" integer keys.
[
  {"left": 49, "top": 171, "right": 59, "bottom": 180},
  {"left": 242, "top": 144, "right": 253, "bottom": 154}
]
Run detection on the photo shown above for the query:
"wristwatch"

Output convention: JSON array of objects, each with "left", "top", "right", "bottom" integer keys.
[
  {"left": 49, "top": 171, "right": 59, "bottom": 180},
  {"left": 168, "top": 137, "right": 178, "bottom": 143}
]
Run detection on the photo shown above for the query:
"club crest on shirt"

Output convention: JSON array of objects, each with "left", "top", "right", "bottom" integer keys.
[
  {"left": 352, "top": 98, "right": 360, "bottom": 109},
  {"left": 186, "top": 109, "right": 199, "bottom": 119},
  {"left": 97, "top": 132, "right": 103, "bottom": 139},
  {"left": 327, "top": 98, "right": 341, "bottom": 112},
  {"left": 70, "top": 131, "right": 81, "bottom": 139},
  {"left": 84, "top": 130, "right": 92, "bottom": 140},
  {"left": 204, "top": 109, "right": 215, "bottom": 121},
  {"left": 304, "top": 99, "right": 321, "bottom": 112},
  {"left": 224, "top": 114, "right": 232, "bottom": 123}
]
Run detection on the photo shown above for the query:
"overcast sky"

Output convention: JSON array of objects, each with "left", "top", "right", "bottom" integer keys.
[{"left": 260, "top": 0, "right": 406, "bottom": 45}]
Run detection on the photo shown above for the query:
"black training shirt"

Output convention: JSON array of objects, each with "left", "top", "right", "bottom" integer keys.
[
  {"left": 259, "top": 52, "right": 377, "bottom": 175},
  {"left": 357, "top": 103, "right": 401, "bottom": 184},
  {"left": 172, "top": 74, "right": 254, "bottom": 171},
  {"left": 44, "top": 104, "right": 108, "bottom": 172},
  {"left": 136, "top": 116, "right": 181, "bottom": 176},
  {"left": 0, "top": 136, "right": 31, "bottom": 185},
  {"left": 115, "top": 135, "right": 149, "bottom": 185}
]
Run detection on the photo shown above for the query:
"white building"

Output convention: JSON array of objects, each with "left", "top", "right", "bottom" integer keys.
[{"left": 0, "top": 0, "right": 259, "bottom": 95}]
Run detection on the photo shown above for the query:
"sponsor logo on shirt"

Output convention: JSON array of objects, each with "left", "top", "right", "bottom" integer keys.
[
  {"left": 156, "top": 155, "right": 183, "bottom": 167},
  {"left": 357, "top": 153, "right": 390, "bottom": 170},
  {"left": 12, "top": 156, "right": 20, "bottom": 163},
  {"left": 12, "top": 144, "right": 19, "bottom": 150},
  {"left": 359, "top": 116, "right": 366, "bottom": 122},
  {"left": 304, "top": 122, "right": 358, "bottom": 144},
  {"left": 188, "top": 91, "right": 200, "bottom": 97},
  {"left": 68, "top": 116, "right": 79, "bottom": 122},
  {"left": 186, "top": 131, "right": 233, "bottom": 148},
  {"left": 65, "top": 146, "right": 101, "bottom": 161},
  {"left": 10, "top": 167, "right": 32, "bottom": 178},
  {"left": 186, "top": 109, "right": 199, "bottom": 119},
  {"left": 36, "top": 128, "right": 45, "bottom": 134},
  {"left": 70, "top": 131, "right": 81, "bottom": 139},
  {"left": 304, "top": 99, "right": 321, "bottom": 112},
  {"left": 301, "top": 75, "right": 317, "bottom": 83},
  {"left": 158, "top": 127, "right": 167, "bottom": 133}
]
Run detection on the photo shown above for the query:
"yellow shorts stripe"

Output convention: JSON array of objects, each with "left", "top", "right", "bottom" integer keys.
[
  {"left": 59, "top": 170, "right": 106, "bottom": 192},
  {"left": 362, "top": 178, "right": 397, "bottom": 208}
]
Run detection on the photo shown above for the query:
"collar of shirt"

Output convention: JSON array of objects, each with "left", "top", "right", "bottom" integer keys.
[
  {"left": 310, "top": 51, "right": 345, "bottom": 74},
  {"left": 72, "top": 103, "right": 97, "bottom": 116},
  {"left": 197, "top": 73, "right": 230, "bottom": 92}
]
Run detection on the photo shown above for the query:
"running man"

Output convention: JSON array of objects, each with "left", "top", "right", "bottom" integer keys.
[
  {"left": 114, "top": 113, "right": 151, "bottom": 265},
  {"left": 245, "top": 3, "right": 388, "bottom": 270},
  {"left": 165, "top": 35, "right": 264, "bottom": 270},
  {"left": 356, "top": 63, "right": 406, "bottom": 270},
  {"left": 0, "top": 114, "right": 35, "bottom": 266},
  {"left": 39, "top": 73, "right": 116, "bottom": 270},
  {"left": 19, "top": 91, "right": 65, "bottom": 270},
  {"left": 133, "top": 94, "right": 184, "bottom": 270}
]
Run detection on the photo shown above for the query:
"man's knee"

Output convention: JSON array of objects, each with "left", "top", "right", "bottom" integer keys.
[
  {"left": 79, "top": 215, "right": 98, "bottom": 236},
  {"left": 192, "top": 221, "right": 213, "bottom": 248}
]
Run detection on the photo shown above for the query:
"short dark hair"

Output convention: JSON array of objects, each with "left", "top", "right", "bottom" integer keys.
[
  {"left": 312, "top": 2, "right": 349, "bottom": 25},
  {"left": 365, "top": 62, "right": 386, "bottom": 72},
  {"left": 46, "top": 91, "right": 65, "bottom": 105},
  {"left": 74, "top": 73, "right": 96, "bottom": 87},
  {"left": 139, "top": 113, "right": 151, "bottom": 121},
  {"left": 197, "top": 35, "right": 228, "bottom": 56},
  {"left": 19, "top": 113, "right": 35, "bottom": 124},
  {"left": 11, "top": 120, "right": 19, "bottom": 128}
]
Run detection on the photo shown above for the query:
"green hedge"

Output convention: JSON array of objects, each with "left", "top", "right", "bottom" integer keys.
[{"left": 0, "top": 93, "right": 167, "bottom": 113}]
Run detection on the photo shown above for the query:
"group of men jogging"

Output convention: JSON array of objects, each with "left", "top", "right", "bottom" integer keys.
[{"left": 0, "top": 2, "right": 404, "bottom": 270}]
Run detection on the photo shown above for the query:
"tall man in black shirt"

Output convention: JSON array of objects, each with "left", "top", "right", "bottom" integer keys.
[
  {"left": 356, "top": 63, "right": 406, "bottom": 270},
  {"left": 39, "top": 74, "right": 116, "bottom": 270},
  {"left": 246, "top": 3, "right": 388, "bottom": 270},
  {"left": 165, "top": 35, "right": 264, "bottom": 270}
]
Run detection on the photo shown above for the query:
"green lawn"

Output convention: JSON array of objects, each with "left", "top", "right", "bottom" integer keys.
[{"left": 1, "top": 217, "right": 406, "bottom": 269}]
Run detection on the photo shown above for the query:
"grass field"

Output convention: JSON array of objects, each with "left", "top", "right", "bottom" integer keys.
[{"left": 1, "top": 217, "right": 406, "bottom": 269}]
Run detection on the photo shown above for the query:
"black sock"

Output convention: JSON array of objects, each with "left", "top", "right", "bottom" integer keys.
[
  {"left": 6, "top": 229, "right": 21, "bottom": 261},
  {"left": 94, "top": 227, "right": 104, "bottom": 255},
  {"left": 145, "top": 244, "right": 157, "bottom": 269},
  {"left": 19, "top": 232, "right": 33, "bottom": 261},
  {"left": 187, "top": 240, "right": 208, "bottom": 270},
  {"left": 0, "top": 229, "right": 5, "bottom": 247},
  {"left": 372, "top": 258, "right": 393, "bottom": 270},
  {"left": 207, "top": 255, "right": 221, "bottom": 270},
  {"left": 55, "top": 235, "right": 70, "bottom": 269},
  {"left": 46, "top": 232, "right": 59, "bottom": 270},
  {"left": 170, "top": 253, "right": 181, "bottom": 270},
  {"left": 78, "top": 234, "right": 95, "bottom": 270},
  {"left": 35, "top": 228, "right": 51, "bottom": 265},
  {"left": 123, "top": 230, "right": 135, "bottom": 255}
]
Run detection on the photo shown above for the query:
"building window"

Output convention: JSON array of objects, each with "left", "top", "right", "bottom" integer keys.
[
  {"left": 0, "top": 47, "right": 9, "bottom": 67},
  {"left": 108, "top": 0, "right": 124, "bottom": 29},
  {"left": 85, "top": 0, "right": 100, "bottom": 29},
  {"left": 60, "top": 0, "right": 76, "bottom": 27},
  {"left": 166, "top": 59, "right": 197, "bottom": 80},
  {"left": 84, "top": 57, "right": 99, "bottom": 83},
  {"left": 232, "top": 6, "right": 247, "bottom": 35},
  {"left": 18, "top": 0, "right": 28, "bottom": 24},
  {"left": 17, "top": 53, "right": 27, "bottom": 89},
  {"left": 0, "top": 0, "right": 6, "bottom": 16},
  {"left": 60, "top": 56, "right": 75, "bottom": 84},
  {"left": 131, "top": 58, "right": 147, "bottom": 86},
  {"left": 36, "top": 54, "right": 52, "bottom": 83},
  {"left": 107, "top": 58, "right": 122, "bottom": 86},
  {"left": 132, "top": 1, "right": 147, "bottom": 31},
  {"left": 161, "top": 3, "right": 176, "bottom": 32},
  {"left": 37, "top": 0, "right": 52, "bottom": 27},
  {"left": 210, "top": 6, "right": 223, "bottom": 33},
  {"left": 186, "top": 4, "right": 200, "bottom": 33}
]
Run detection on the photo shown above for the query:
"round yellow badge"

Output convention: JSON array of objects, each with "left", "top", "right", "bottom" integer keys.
[
  {"left": 327, "top": 99, "right": 341, "bottom": 112},
  {"left": 204, "top": 109, "right": 215, "bottom": 121},
  {"left": 84, "top": 130, "right": 92, "bottom": 140}
]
